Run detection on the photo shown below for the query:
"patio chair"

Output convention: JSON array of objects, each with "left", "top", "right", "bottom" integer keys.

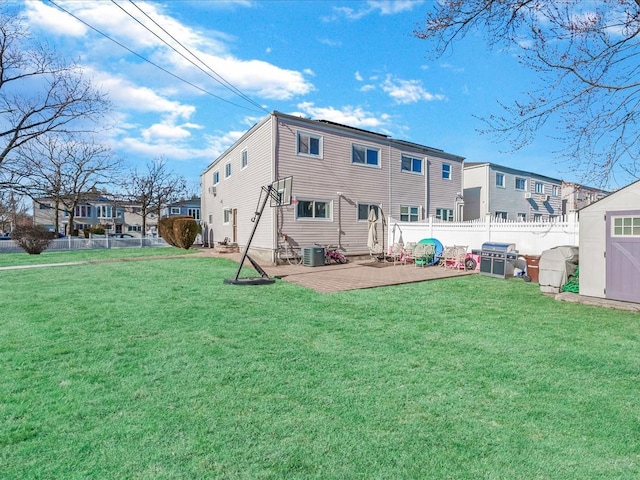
[
  {"left": 413, "top": 243, "right": 427, "bottom": 267},
  {"left": 391, "top": 243, "right": 405, "bottom": 265},
  {"left": 452, "top": 245, "right": 468, "bottom": 271},
  {"left": 403, "top": 242, "right": 417, "bottom": 263},
  {"left": 439, "top": 246, "right": 456, "bottom": 268},
  {"left": 369, "top": 243, "right": 385, "bottom": 262}
]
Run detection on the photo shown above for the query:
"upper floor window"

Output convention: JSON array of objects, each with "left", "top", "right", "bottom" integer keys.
[
  {"left": 515, "top": 177, "right": 526, "bottom": 190},
  {"left": 436, "top": 208, "right": 454, "bottom": 221},
  {"left": 357, "top": 203, "right": 381, "bottom": 221},
  {"left": 552, "top": 185, "right": 559, "bottom": 196},
  {"left": 225, "top": 162, "right": 231, "bottom": 178},
  {"left": 442, "top": 163, "right": 451, "bottom": 180},
  {"left": 401, "top": 155, "right": 423, "bottom": 174},
  {"left": 97, "top": 205, "right": 113, "bottom": 218},
  {"left": 535, "top": 182, "right": 544, "bottom": 194},
  {"left": 213, "top": 171, "right": 220, "bottom": 185},
  {"left": 496, "top": 173, "right": 505, "bottom": 188},
  {"left": 296, "top": 199, "right": 331, "bottom": 220},
  {"left": 400, "top": 205, "right": 420, "bottom": 222},
  {"left": 241, "top": 150, "right": 248, "bottom": 169},
  {"left": 74, "top": 205, "right": 92, "bottom": 217},
  {"left": 297, "top": 131, "right": 322, "bottom": 157},
  {"left": 187, "top": 208, "right": 200, "bottom": 220},
  {"left": 170, "top": 207, "right": 181, "bottom": 215},
  {"left": 38, "top": 202, "right": 52, "bottom": 210},
  {"left": 352, "top": 144, "right": 380, "bottom": 167}
]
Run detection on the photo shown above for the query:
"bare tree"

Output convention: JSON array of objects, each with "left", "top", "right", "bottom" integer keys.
[
  {"left": 0, "top": 10, "right": 109, "bottom": 171},
  {"left": 123, "top": 159, "right": 187, "bottom": 237},
  {"left": 414, "top": 0, "right": 640, "bottom": 186},
  {"left": 0, "top": 189, "right": 29, "bottom": 233},
  {"left": 18, "top": 134, "right": 120, "bottom": 235}
]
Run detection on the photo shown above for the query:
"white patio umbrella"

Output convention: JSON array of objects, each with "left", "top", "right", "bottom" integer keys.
[{"left": 367, "top": 208, "right": 382, "bottom": 255}]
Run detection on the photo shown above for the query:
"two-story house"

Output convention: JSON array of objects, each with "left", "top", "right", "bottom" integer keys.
[
  {"left": 33, "top": 194, "right": 159, "bottom": 237},
  {"left": 162, "top": 197, "right": 201, "bottom": 223},
  {"left": 561, "top": 181, "right": 609, "bottom": 215},
  {"left": 201, "top": 111, "right": 465, "bottom": 262},
  {"left": 463, "top": 162, "right": 563, "bottom": 221}
]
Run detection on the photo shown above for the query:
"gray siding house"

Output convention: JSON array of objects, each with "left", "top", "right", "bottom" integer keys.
[
  {"left": 201, "top": 111, "right": 464, "bottom": 263},
  {"left": 463, "top": 162, "right": 563, "bottom": 221}
]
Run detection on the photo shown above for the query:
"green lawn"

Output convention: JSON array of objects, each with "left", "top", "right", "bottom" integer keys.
[{"left": 1, "top": 253, "right": 639, "bottom": 479}]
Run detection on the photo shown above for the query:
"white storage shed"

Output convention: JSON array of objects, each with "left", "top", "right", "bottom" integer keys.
[{"left": 579, "top": 179, "right": 640, "bottom": 303}]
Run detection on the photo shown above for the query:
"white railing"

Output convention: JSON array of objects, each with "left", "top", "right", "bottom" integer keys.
[
  {"left": 388, "top": 212, "right": 579, "bottom": 255},
  {"left": 0, "top": 236, "right": 169, "bottom": 254}
]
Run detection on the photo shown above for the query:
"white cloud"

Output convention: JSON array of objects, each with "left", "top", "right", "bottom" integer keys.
[
  {"left": 381, "top": 75, "right": 446, "bottom": 104},
  {"left": 355, "top": 71, "right": 364, "bottom": 81},
  {"left": 24, "top": 1, "right": 87, "bottom": 36},
  {"left": 293, "top": 102, "right": 390, "bottom": 129},
  {"left": 327, "top": 0, "right": 423, "bottom": 20}
]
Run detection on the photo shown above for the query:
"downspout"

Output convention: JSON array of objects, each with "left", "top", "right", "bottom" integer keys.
[{"left": 272, "top": 112, "right": 279, "bottom": 264}]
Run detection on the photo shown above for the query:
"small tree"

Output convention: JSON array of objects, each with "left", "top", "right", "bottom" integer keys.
[{"left": 12, "top": 225, "right": 54, "bottom": 254}]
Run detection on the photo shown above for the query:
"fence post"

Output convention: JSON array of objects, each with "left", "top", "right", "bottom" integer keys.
[{"left": 485, "top": 213, "right": 492, "bottom": 241}]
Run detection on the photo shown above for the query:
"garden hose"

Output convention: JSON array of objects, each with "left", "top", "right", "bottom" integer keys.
[{"left": 561, "top": 266, "right": 580, "bottom": 293}]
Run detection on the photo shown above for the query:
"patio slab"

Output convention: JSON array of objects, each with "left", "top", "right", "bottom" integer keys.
[{"left": 199, "top": 249, "right": 475, "bottom": 293}]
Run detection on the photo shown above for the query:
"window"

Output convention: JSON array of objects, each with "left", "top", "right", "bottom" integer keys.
[
  {"left": 613, "top": 216, "right": 640, "bottom": 236},
  {"left": 495, "top": 211, "right": 507, "bottom": 220},
  {"left": 352, "top": 144, "right": 380, "bottom": 166},
  {"left": 213, "top": 171, "right": 220, "bottom": 185},
  {"left": 297, "top": 131, "right": 322, "bottom": 157},
  {"left": 400, "top": 205, "right": 420, "bottom": 222},
  {"left": 552, "top": 185, "right": 559, "bottom": 196},
  {"left": 436, "top": 208, "right": 454, "bottom": 221},
  {"left": 533, "top": 214, "right": 543, "bottom": 221},
  {"left": 442, "top": 163, "right": 451, "bottom": 180},
  {"left": 127, "top": 225, "right": 142, "bottom": 232},
  {"left": 496, "top": 173, "right": 505, "bottom": 188},
  {"left": 515, "top": 177, "right": 526, "bottom": 190},
  {"left": 401, "top": 155, "right": 423, "bottom": 174},
  {"left": 170, "top": 207, "right": 181, "bottom": 215},
  {"left": 296, "top": 200, "right": 331, "bottom": 220},
  {"left": 74, "top": 205, "right": 92, "bottom": 217},
  {"left": 225, "top": 162, "right": 231, "bottom": 178},
  {"left": 187, "top": 208, "right": 200, "bottom": 220},
  {"left": 357, "top": 203, "right": 380, "bottom": 221},
  {"left": 535, "top": 182, "right": 544, "bottom": 194},
  {"left": 223, "top": 209, "right": 232, "bottom": 224},
  {"left": 208, "top": 214, "right": 213, "bottom": 224},
  {"left": 97, "top": 205, "right": 113, "bottom": 218},
  {"left": 241, "top": 150, "right": 248, "bottom": 169},
  {"left": 517, "top": 213, "right": 527, "bottom": 221},
  {"left": 38, "top": 202, "right": 52, "bottom": 210}
]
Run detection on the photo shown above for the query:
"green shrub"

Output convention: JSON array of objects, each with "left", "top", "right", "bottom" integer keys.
[
  {"left": 172, "top": 217, "right": 199, "bottom": 250},
  {"left": 12, "top": 225, "right": 55, "bottom": 254},
  {"left": 83, "top": 225, "right": 106, "bottom": 238},
  {"left": 159, "top": 216, "right": 198, "bottom": 249}
]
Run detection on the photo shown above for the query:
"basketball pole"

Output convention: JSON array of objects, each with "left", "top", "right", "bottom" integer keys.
[{"left": 224, "top": 184, "right": 275, "bottom": 285}]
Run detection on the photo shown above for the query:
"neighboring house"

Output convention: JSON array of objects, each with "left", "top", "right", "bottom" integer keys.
[
  {"left": 561, "top": 181, "right": 609, "bottom": 215},
  {"left": 162, "top": 197, "right": 201, "bottom": 223},
  {"left": 201, "top": 111, "right": 465, "bottom": 262},
  {"left": 579, "top": 179, "right": 640, "bottom": 304},
  {"left": 33, "top": 194, "right": 158, "bottom": 237},
  {"left": 463, "top": 162, "right": 563, "bottom": 221}
]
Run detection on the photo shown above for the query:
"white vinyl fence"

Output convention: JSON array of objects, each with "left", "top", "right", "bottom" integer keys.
[
  {"left": 388, "top": 213, "right": 579, "bottom": 256},
  {"left": 0, "top": 236, "right": 169, "bottom": 254}
]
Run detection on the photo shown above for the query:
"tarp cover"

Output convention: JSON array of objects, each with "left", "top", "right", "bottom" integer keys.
[{"left": 539, "top": 245, "right": 579, "bottom": 294}]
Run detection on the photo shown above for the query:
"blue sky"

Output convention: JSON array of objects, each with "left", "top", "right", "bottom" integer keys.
[{"left": 12, "top": 0, "right": 609, "bottom": 190}]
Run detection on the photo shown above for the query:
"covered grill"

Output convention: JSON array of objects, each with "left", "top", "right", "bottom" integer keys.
[{"left": 480, "top": 242, "right": 517, "bottom": 278}]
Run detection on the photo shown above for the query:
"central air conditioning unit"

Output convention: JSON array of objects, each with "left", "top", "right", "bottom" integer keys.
[
  {"left": 524, "top": 192, "right": 532, "bottom": 199},
  {"left": 208, "top": 186, "right": 217, "bottom": 196}
]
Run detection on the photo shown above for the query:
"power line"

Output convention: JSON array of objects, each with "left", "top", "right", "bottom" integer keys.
[
  {"left": 47, "top": 0, "right": 265, "bottom": 114},
  {"left": 125, "top": 0, "right": 268, "bottom": 114}
]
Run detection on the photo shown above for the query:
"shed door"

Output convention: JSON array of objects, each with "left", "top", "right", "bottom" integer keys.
[{"left": 606, "top": 210, "right": 640, "bottom": 303}]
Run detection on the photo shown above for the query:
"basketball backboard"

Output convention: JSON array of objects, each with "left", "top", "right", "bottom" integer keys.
[{"left": 270, "top": 176, "right": 293, "bottom": 207}]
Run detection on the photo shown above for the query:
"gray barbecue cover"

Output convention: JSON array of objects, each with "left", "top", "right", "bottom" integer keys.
[{"left": 539, "top": 246, "right": 579, "bottom": 294}]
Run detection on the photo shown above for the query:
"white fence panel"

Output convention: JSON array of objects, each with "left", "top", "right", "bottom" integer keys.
[
  {"left": 388, "top": 213, "right": 579, "bottom": 255},
  {"left": 0, "top": 236, "right": 169, "bottom": 254}
]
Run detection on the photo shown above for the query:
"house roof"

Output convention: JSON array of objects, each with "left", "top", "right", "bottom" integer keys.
[
  {"left": 579, "top": 178, "right": 640, "bottom": 212},
  {"left": 203, "top": 111, "right": 465, "bottom": 173},
  {"left": 463, "top": 161, "right": 562, "bottom": 183}
]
